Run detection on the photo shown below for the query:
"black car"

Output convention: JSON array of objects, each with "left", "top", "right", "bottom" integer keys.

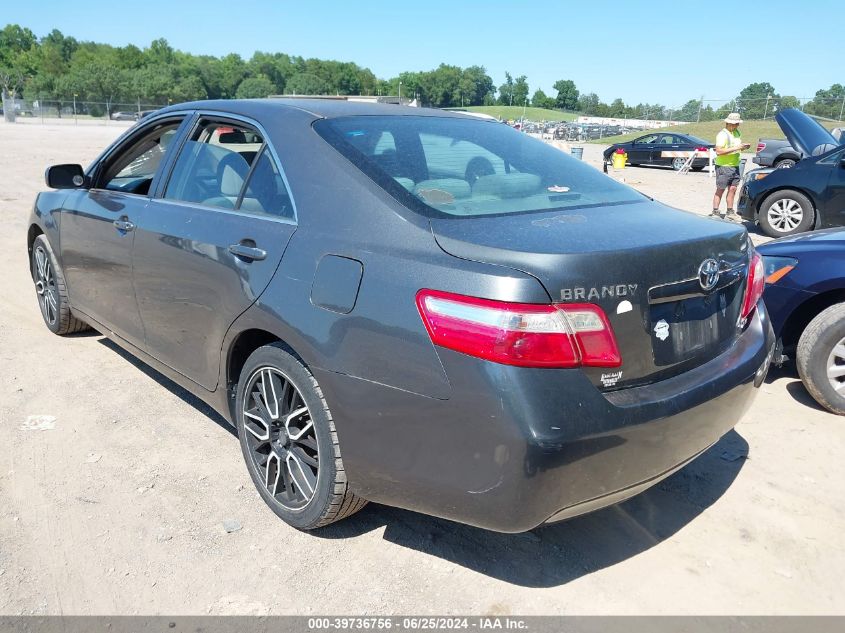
[
  {"left": 28, "top": 99, "right": 773, "bottom": 533},
  {"left": 603, "top": 132, "right": 714, "bottom": 171},
  {"left": 739, "top": 109, "right": 845, "bottom": 238},
  {"left": 759, "top": 229, "right": 845, "bottom": 415}
]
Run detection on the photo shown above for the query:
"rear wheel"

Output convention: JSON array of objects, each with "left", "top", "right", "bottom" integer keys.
[
  {"left": 797, "top": 303, "right": 845, "bottom": 415},
  {"left": 758, "top": 190, "right": 814, "bottom": 237},
  {"left": 30, "top": 234, "right": 90, "bottom": 335},
  {"left": 235, "top": 343, "right": 366, "bottom": 529},
  {"left": 774, "top": 157, "right": 796, "bottom": 169},
  {"left": 671, "top": 157, "right": 687, "bottom": 171}
]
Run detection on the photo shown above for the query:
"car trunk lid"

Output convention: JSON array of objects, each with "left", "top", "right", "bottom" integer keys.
[{"left": 431, "top": 200, "right": 750, "bottom": 390}]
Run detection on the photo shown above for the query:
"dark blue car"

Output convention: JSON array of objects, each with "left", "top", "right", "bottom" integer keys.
[{"left": 759, "top": 229, "right": 845, "bottom": 414}]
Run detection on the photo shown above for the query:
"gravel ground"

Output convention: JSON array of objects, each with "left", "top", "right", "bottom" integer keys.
[{"left": 0, "top": 122, "right": 842, "bottom": 615}]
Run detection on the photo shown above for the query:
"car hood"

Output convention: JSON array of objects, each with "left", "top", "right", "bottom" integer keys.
[
  {"left": 758, "top": 227, "right": 845, "bottom": 254},
  {"left": 775, "top": 108, "right": 840, "bottom": 158}
]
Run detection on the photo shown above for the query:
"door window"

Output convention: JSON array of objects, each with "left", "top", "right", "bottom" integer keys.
[
  {"left": 239, "top": 146, "right": 295, "bottom": 219},
  {"left": 100, "top": 120, "right": 184, "bottom": 195},
  {"left": 633, "top": 134, "right": 659, "bottom": 144},
  {"left": 164, "top": 120, "right": 265, "bottom": 210}
]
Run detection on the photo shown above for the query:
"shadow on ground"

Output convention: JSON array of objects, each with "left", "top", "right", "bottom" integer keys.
[
  {"left": 97, "top": 337, "right": 235, "bottom": 436},
  {"left": 765, "top": 364, "right": 826, "bottom": 412},
  {"left": 94, "top": 333, "right": 747, "bottom": 587},
  {"left": 316, "top": 430, "right": 748, "bottom": 588}
]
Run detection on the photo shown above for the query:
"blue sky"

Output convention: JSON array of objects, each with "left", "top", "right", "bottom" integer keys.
[{"left": 5, "top": 0, "right": 842, "bottom": 106}]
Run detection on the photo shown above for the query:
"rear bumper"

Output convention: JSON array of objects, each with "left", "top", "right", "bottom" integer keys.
[
  {"left": 752, "top": 156, "right": 771, "bottom": 166},
  {"left": 317, "top": 302, "right": 774, "bottom": 533}
]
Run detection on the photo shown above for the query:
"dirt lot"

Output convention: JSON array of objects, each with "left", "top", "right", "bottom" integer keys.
[{"left": 0, "top": 123, "right": 843, "bottom": 615}]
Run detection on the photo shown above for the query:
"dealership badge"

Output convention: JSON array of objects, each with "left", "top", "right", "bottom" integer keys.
[{"left": 654, "top": 319, "right": 670, "bottom": 341}]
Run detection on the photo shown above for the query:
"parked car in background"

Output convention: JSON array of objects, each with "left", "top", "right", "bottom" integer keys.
[
  {"left": 739, "top": 109, "right": 845, "bottom": 238},
  {"left": 28, "top": 99, "right": 772, "bottom": 533},
  {"left": 110, "top": 111, "right": 137, "bottom": 121},
  {"left": 603, "top": 132, "right": 713, "bottom": 171},
  {"left": 754, "top": 138, "right": 801, "bottom": 169},
  {"left": 759, "top": 228, "right": 845, "bottom": 415}
]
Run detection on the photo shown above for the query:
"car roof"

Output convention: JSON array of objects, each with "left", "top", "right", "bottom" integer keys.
[{"left": 155, "top": 98, "right": 473, "bottom": 120}]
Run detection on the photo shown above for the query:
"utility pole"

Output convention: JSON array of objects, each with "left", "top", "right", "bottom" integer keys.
[
  {"left": 697, "top": 95, "right": 704, "bottom": 123},
  {"left": 763, "top": 94, "right": 771, "bottom": 120},
  {"left": 839, "top": 94, "right": 845, "bottom": 122}
]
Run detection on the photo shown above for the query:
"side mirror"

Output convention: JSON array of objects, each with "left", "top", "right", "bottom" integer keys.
[{"left": 45, "top": 164, "right": 87, "bottom": 189}]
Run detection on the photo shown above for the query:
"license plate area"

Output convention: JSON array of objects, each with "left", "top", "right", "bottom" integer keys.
[{"left": 650, "top": 289, "right": 737, "bottom": 366}]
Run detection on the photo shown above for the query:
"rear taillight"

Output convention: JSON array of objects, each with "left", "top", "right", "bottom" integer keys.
[
  {"left": 756, "top": 142, "right": 766, "bottom": 153},
  {"left": 695, "top": 147, "right": 708, "bottom": 152},
  {"left": 415, "top": 289, "right": 621, "bottom": 368},
  {"left": 740, "top": 252, "right": 765, "bottom": 323}
]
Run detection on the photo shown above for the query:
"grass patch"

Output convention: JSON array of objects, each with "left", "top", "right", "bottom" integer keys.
[
  {"left": 589, "top": 119, "right": 845, "bottom": 145},
  {"left": 455, "top": 105, "right": 578, "bottom": 122}
]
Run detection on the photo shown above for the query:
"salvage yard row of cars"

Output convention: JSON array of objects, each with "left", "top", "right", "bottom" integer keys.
[{"left": 25, "top": 100, "right": 841, "bottom": 534}]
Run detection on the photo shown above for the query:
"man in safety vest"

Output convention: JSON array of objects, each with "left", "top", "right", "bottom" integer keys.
[{"left": 711, "top": 112, "right": 751, "bottom": 220}]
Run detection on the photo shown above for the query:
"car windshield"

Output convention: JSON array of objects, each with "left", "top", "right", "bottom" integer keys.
[{"left": 314, "top": 115, "right": 642, "bottom": 218}]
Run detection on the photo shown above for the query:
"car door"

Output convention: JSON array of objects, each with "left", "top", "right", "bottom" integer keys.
[
  {"left": 627, "top": 134, "right": 658, "bottom": 163},
  {"left": 131, "top": 115, "right": 296, "bottom": 390},
  {"left": 819, "top": 148, "right": 845, "bottom": 226},
  {"left": 651, "top": 133, "right": 680, "bottom": 166},
  {"left": 59, "top": 115, "right": 190, "bottom": 347}
]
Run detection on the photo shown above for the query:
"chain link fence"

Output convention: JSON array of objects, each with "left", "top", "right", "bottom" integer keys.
[{"left": 2, "top": 99, "right": 168, "bottom": 125}]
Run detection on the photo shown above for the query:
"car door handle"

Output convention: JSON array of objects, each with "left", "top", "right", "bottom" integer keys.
[
  {"left": 113, "top": 219, "right": 135, "bottom": 232},
  {"left": 228, "top": 243, "right": 267, "bottom": 261}
]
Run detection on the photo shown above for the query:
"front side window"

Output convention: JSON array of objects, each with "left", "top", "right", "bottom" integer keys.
[
  {"left": 315, "top": 115, "right": 641, "bottom": 218},
  {"left": 100, "top": 120, "right": 183, "bottom": 195}
]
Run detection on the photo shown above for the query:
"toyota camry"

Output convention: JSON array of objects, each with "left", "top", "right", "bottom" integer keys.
[{"left": 28, "top": 99, "right": 774, "bottom": 532}]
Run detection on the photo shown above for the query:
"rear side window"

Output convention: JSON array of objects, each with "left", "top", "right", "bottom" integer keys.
[
  {"left": 164, "top": 120, "right": 293, "bottom": 219},
  {"left": 314, "top": 115, "right": 640, "bottom": 218}
]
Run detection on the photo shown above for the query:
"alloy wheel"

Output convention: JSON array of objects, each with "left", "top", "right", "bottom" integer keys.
[
  {"left": 826, "top": 338, "right": 845, "bottom": 394},
  {"left": 766, "top": 198, "right": 804, "bottom": 232},
  {"left": 242, "top": 366, "right": 319, "bottom": 510},
  {"left": 672, "top": 157, "right": 686, "bottom": 170},
  {"left": 33, "top": 245, "right": 58, "bottom": 325}
]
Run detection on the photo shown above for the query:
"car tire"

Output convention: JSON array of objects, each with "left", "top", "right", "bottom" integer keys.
[
  {"left": 235, "top": 343, "right": 367, "bottom": 530},
  {"left": 774, "top": 158, "right": 796, "bottom": 169},
  {"left": 691, "top": 165, "right": 705, "bottom": 172},
  {"left": 758, "top": 190, "right": 814, "bottom": 237},
  {"left": 671, "top": 157, "right": 687, "bottom": 171},
  {"left": 30, "top": 234, "right": 91, "bottom": 335},
  {"left": 796, "top": 303, "right": 845, "bottom": 415}
]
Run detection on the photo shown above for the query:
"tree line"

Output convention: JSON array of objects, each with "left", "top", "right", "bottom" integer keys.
[{"left": 2, "top": 23, "right": 843, "bottom": 122}]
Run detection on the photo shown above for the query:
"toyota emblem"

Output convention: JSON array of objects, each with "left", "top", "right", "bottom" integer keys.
[{"left": 698, "top": 258, "right": 720, "bottom": 291}]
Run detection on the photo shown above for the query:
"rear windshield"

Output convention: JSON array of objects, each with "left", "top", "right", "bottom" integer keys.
[{"left": 314, "top": 115, "right": 642, "bottom": 218}]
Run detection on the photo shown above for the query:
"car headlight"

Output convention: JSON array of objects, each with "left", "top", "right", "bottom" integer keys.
[{"left": 762, "top": 255, "right": 798, "bottom": 284}]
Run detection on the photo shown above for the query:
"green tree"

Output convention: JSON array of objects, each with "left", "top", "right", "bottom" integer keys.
[
  {"left": 235, "top": 75, "right": 275, "bottom": 99},
  {"left": 512, "top": 75, "right": 529, "bottom": 107},
  {"left": 286, "top": 72, "right": 327, "bottom": 95},
  {"left": 577, "top": 92, "right": 600, "bottom": 115},
  {"left": 531, "top": 88, "right": 554, "bottom": 109},
  {"left": 552, "top": 79, "right": 578, "bottom": 110},
  {"left": 677, "top": 98, "right": 702, "bottom": 122},
  {"left": 497, "top": 72, "right": 514, "bottom": 105},
  {"left": 805, "top": 84, "right": 845, "bottom": 120},
  {"left": 736, "top": 82, "right": 779, "bottom": 119}
]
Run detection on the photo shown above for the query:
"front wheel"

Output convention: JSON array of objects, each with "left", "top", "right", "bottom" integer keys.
[
  {"left": 235, "top": 343, "right": 367, "bottom": 529},
  {"left": 30, "top": 234, "right": 90, "bottom": 335},
  {"left": 758, "top": 190, "right": 815, "bottom": 237},
  {"left": 797, "top": 303, "right": 845, "bottom": 415}
]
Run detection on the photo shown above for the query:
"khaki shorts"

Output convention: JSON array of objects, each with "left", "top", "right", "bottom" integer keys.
[{"left": 715, "top": 165, "right": 741, "bottom": 189}]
